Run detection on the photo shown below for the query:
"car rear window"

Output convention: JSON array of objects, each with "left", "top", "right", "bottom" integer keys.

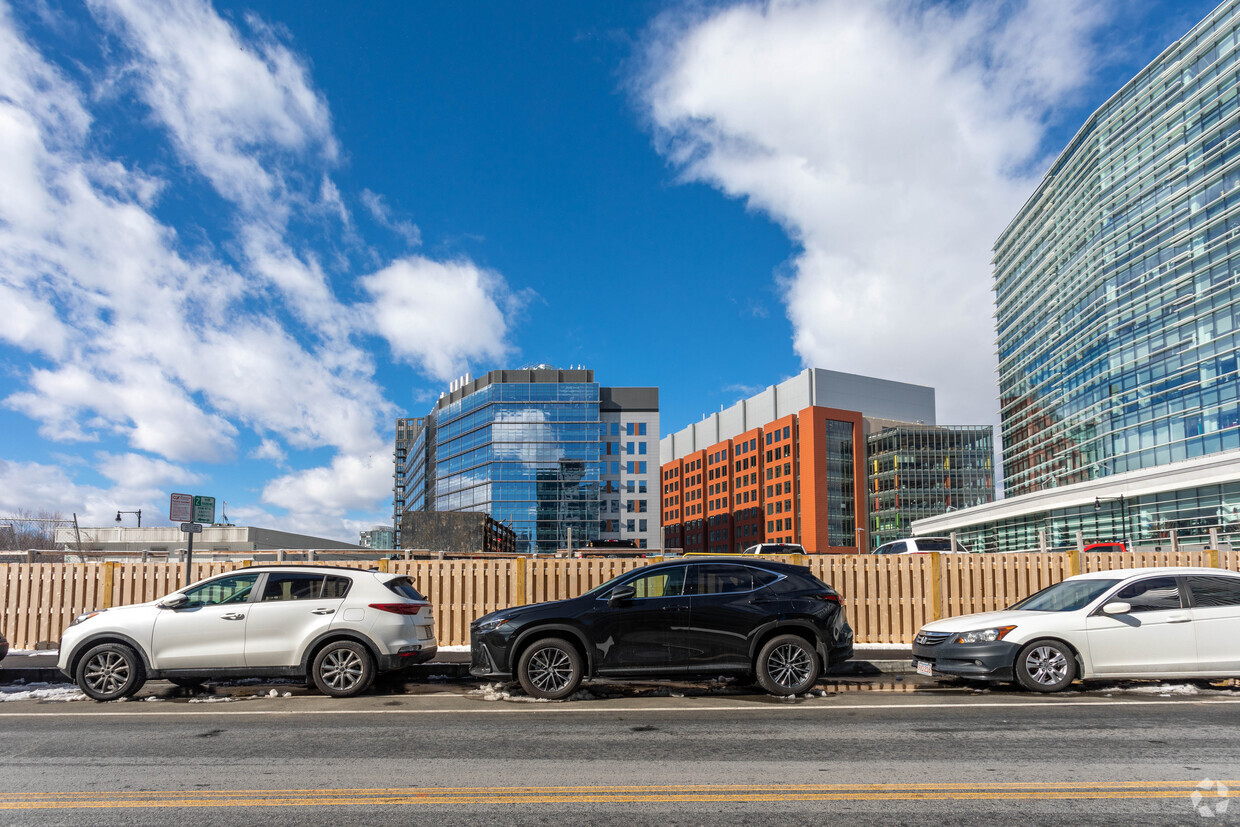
[
  {"left": 384, "top": 577, "right": 426, "bottom": 600},
  {"left": 915, "top": 539, "right": 952, "bottom": 551}
]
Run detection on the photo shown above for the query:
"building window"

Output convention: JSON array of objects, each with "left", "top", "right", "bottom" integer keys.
[
  {"left": 638, "top": 423, "right": 647, "bottom": 435},
  {"left": 639, "top": 442, "right": 648, "bottom": 455}
]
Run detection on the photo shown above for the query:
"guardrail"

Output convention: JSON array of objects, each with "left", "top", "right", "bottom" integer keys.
[{"left": 1, "top": 551, "right": 1237, "bottom": 650}]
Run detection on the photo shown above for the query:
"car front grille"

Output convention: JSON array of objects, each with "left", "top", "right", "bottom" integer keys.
[{"left": 914, "top": 630, "right": 953, "bottom": 646}]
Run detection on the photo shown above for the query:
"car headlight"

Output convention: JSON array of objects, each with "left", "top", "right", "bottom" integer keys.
[
  {"left": 473, "top": 614, "right": 512, "bottom": 633},
  {"left": 71, "top": 610, "right": 105, "bottom": 627},
  {"left": 953, "top": 626, "right": 1016, "bottom": 644}
]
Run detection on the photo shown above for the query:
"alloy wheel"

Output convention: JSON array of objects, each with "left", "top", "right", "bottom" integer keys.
[
  {"left": 1025, "top": 646, "right": 1069, "bottom": 686},
  {"left": 320, "top": 648, "right": 364, "bottom": 692},
  {"left": 767, "top": 642, "right": 813, "bottom": 689},
  {"left": 527, "top": 647, "right": 575, "bottom": 694},
  {"left": 84, "top": 651, "right": 131, "bottom": 696}
]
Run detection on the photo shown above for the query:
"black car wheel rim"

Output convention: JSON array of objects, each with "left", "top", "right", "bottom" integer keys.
[
  {"left": 768, "top": 643, "right": 813, "bottom": 689},
  {"left": 1025, "top": 646, "right": 1068, "bottom": 686},
  {"left": 321, "top": 649, "right": 364, "bottom": 691},
  {"left": 528, "top": 647, "right": 574, "bottom": 693},
  {"left": 84, "top": 651, "right": 130, "bottom": 695}
]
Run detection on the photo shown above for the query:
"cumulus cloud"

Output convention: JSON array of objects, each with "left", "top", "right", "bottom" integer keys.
[
  {"left": 361, "top": 257, "right": 519, "bottom": 382},
  {"left": 0, "top": 0, "right": 520, "bottom": 535},
  {"left": 638, "top": 0, "right": 1107, "bottom": 425}
]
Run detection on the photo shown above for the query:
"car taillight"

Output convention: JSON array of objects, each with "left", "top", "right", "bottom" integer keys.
[
  {"left": 810, "top": 592, "right": 841, "bottom": 603},
  {"left": 369, "top": 602, "right": 428, "bottom": 615}
]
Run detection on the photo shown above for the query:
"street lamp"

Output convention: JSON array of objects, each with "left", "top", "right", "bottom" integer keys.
[
  {"left": 1093, "top": 496, "right": 1127, "bottom": 546},
  {"left": 115, "top": 509, "right": 142, "bottom": 527}
]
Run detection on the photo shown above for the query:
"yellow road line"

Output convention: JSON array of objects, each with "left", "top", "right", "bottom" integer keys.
[{"left": 1, "top": 781, "right": 1233, "bottom": 809}]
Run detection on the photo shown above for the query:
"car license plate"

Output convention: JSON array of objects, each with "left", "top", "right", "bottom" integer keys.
[{"left": 916, "top": 660, "right": 933, "bottom": 677}]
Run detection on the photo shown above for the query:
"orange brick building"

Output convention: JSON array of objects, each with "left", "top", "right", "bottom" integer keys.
[{"left": 661, "top": 405, "right": 868, "bottom": 554}]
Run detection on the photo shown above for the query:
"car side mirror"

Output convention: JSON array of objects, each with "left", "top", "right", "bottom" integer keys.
[
  {"left": 608, "top": 584, "right": 637, "bottom": 606},
  {"left": 160, "top": 593, "right": 189, "bottom": 610},
  {"left": 1101, "top": 601, "right": 1131, "bottom": 615}
]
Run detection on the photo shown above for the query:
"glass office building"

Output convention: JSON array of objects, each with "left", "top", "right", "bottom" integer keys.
[
  {"left": 867, "top": 425, "right": 995, "bottom": 549},
  {"left": 397, "top": 368, "right": 659, "bottom": 554},
  {"left": 997, "top": 2, "right": 1240, "bottom": 496},
  {"left": 917, "top": 2, "right": 1240, "bottom": 552}
]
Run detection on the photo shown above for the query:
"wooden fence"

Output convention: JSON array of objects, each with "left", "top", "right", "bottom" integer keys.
[{"left": 2, "top": 552, "right": 1238, "bottom": 650}]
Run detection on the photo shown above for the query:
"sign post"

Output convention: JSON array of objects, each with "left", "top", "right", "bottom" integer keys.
[{"left": 171, "top": 493, "right": 214, "bottom": 585}]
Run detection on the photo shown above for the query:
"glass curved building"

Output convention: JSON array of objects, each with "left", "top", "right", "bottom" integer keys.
[
  {"left": 396, "top": 368, "right": 659, "bottom": 554},
  {"left": 918, "top": 2, "right": 1240, "bottom": 552},
  {"left": 998, "top": 2, "right": 1240, "bottom": 495}
]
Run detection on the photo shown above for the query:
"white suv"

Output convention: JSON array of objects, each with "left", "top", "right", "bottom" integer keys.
[{"left": 58, "top": 565, "right": 437, "bottom": 701}]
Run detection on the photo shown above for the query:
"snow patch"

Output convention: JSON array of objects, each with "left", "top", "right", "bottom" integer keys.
[
  {"left": 0, "top": 683, "right": 85, "bottom": 702},
  {"left": 187, "top": 695, "right": 235, "bottom": 704}
]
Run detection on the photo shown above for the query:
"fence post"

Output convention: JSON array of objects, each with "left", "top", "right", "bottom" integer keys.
[
  {"left": 1169, "top": 529, "right": 1179, "bottom": 554},
  {"left": 1069, "top": 548, "right": 1082, "bottom": 577},
  {"left": 516, "top": 555, "right": 527, "bottom": 605},
  {"left": 949, "top": 533, "right": 957, "bottom": 552},
  {"left": 1209, "top": 547, "right": 1221, "bottom": 569},
  {"left": 1209, "top": 527, "right": 1220, "bottom": 555},
  {"left": 102, "top": 561, "right": 115, "bottom": 609},
  {"left": 929, "top": 552, "right": 942, "bottom": 622},
  {"left": 378, "top": 558, "right": 389, "bottom": 573},
  {"left": 1038, "top": 530, "right": 1047, "bottom": 554}
]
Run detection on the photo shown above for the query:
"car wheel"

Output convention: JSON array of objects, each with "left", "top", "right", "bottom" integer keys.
[
  {"left": 1015, "top": 639, "right": 1076, "bottom": 693},
  {"left": 517, "top": 637, "right": 583, "bottom": 700},
  {"left": 755, "top": 634, "right": 820, "bottom": 696},
  {"left": 311, "top": 641, "right": 375, "bottom": 698},
  {"left": 76, "top": 643, "right": 146, "bottom": 702}
]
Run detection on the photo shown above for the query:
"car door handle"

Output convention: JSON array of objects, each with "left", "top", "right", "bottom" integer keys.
[
  {"left": 1166, "top": 614, "right": 1191, "bottom": 623},
  {"left": 221, "top": 613, "right": 246, "bottom": 620},
  {"left": 311, "top": 608, "right": 336, "bottom": 615}
]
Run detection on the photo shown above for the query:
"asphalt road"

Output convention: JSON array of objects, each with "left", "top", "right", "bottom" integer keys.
[{"left": 1, "top": 676, "right": 1238, "bottom": 825}]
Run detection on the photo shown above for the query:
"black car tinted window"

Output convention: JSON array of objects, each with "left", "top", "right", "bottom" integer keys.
[
  {"left": 625, "top": 567, "right": 685, "bottom": 598},
  {"left": 1116, "top": 577, "right": 1182, "bottom": 612},
  {"left": 1186, "top": 575, "right": 1240, "bottom": 607},
  {"left": 915, "top": 539, "right": 952, "bottom": 551},
  {"left": 751, "top": 568, "right": 784, "bottom": 588},
  {"left": 686, "top": 564, "right": 756, "bottom": 595},
  {"left": 384, "top": 577, "right": 425, "bottom": 600}
]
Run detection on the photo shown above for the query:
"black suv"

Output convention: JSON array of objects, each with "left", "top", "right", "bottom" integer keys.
[{"left": 470, "top": 558, "right": 853, "bottom": 699}]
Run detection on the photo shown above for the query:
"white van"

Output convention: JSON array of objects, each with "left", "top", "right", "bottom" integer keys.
[{"left": 872, "top": 537, "right": 971, "bottom": 555}]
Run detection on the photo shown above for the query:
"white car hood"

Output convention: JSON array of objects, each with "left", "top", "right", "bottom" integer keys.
[{"left": 920, "top": 609, "right": 1044, "bottom": 633}]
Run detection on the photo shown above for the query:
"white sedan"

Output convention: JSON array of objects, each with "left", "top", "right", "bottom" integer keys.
[{"left": 911, "top": 566, "right": 1240, "bottom": 692}]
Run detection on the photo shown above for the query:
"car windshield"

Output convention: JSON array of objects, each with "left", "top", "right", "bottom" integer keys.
[{"left": 1007, "top": 578, "right": 1121, "bottom": 612}]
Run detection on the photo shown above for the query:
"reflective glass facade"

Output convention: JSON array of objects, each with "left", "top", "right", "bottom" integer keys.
[
  {"left": 944, "top": 481, "right": 1240, "bottom": 554},
  {"left": 824, "top": 420, "right": 856, "bottom": 547},
  {"left": 398, "top": 370, "right": 658, "bottom": 554},
  {"left": 867, "top": 425, "right": 995, "bottom": 549},
  {"left": 997, "top": 3, "right": 1240, "bottom": 495},
  {"left": 430, "top": 380, "right": 600, "bottom": 554}
]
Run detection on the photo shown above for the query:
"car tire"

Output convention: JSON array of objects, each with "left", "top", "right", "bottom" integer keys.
[
  {"left": 1015, "top": 639, "right": 1076, "bottom": 693},
  {"left": 755, "top": 634, "right": 820, "bottom": 696},
  {"left": 76, "top": 643, "right": 146, "bottom": 702},
  {"left": 517, "top": 637, "right": 583, "bottom": 700},
  {"left": 311, "top": 641, "right": 376, "bottom": 698}
]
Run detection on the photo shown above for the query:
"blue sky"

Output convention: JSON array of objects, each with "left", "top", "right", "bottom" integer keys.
[{"left": 0, "top": 0, "right": 1220, "bottom": 541}]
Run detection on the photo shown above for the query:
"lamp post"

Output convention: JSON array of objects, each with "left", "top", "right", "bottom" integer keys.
[
  {"left": 1093, "top": 496, "right": 1127, "bottom": 547},
  {"left": 855, "top": 526, "right": 867, "bottom": 552},
  {"left": 115, "top": 509, "right": 142, "bottom": 527}
]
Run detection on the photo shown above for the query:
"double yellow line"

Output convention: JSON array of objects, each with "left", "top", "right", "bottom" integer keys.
[{"left": 1, "top": 780, "right": 1232, "bottom": 809}]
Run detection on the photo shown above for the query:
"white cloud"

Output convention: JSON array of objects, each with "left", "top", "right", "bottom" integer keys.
[
  {"left": 0, "top": 0, "right": 520, "bottom": 539},
  {"left": 361, "top": 189, "right": 422, "bottom": 248},
  {"left": 361, "top": 256, "right": 520, "bottom": 382},
  {"left": 638, "top": 0, "right": 1107, "bottom": 425}
]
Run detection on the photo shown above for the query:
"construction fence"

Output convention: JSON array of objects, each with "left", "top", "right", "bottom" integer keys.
[{"left": 2, "top": 551, "right": 1238, "bottom": 651}]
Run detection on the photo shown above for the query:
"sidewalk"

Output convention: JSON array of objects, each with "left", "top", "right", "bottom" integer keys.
[{"left": 0, "top": 646, "right": 914, "bottom": 685}]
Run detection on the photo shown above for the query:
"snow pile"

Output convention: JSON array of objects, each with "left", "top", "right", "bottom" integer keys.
[
  {"left": 1099, "top": 683, "right": 1200, "bottom": 696},
  {"left": 0, "top": 683, "right": 86, "bottom": 702},
  {"left": 468, "top": 683, "right": 550, "bottom": 703},
  {"left": 187, "top": 695, "right": 235, "bottom": 704}
]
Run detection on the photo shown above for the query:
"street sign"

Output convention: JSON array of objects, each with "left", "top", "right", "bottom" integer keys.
[
  {"left": 193, "top": 496, "right": 216, "bottom": 525},
  {"left": 179, "top": 522, "right": 202, "bottom": 534},
  {"left": 170, "top": 493, "right": 192, "bottom": 523}
]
